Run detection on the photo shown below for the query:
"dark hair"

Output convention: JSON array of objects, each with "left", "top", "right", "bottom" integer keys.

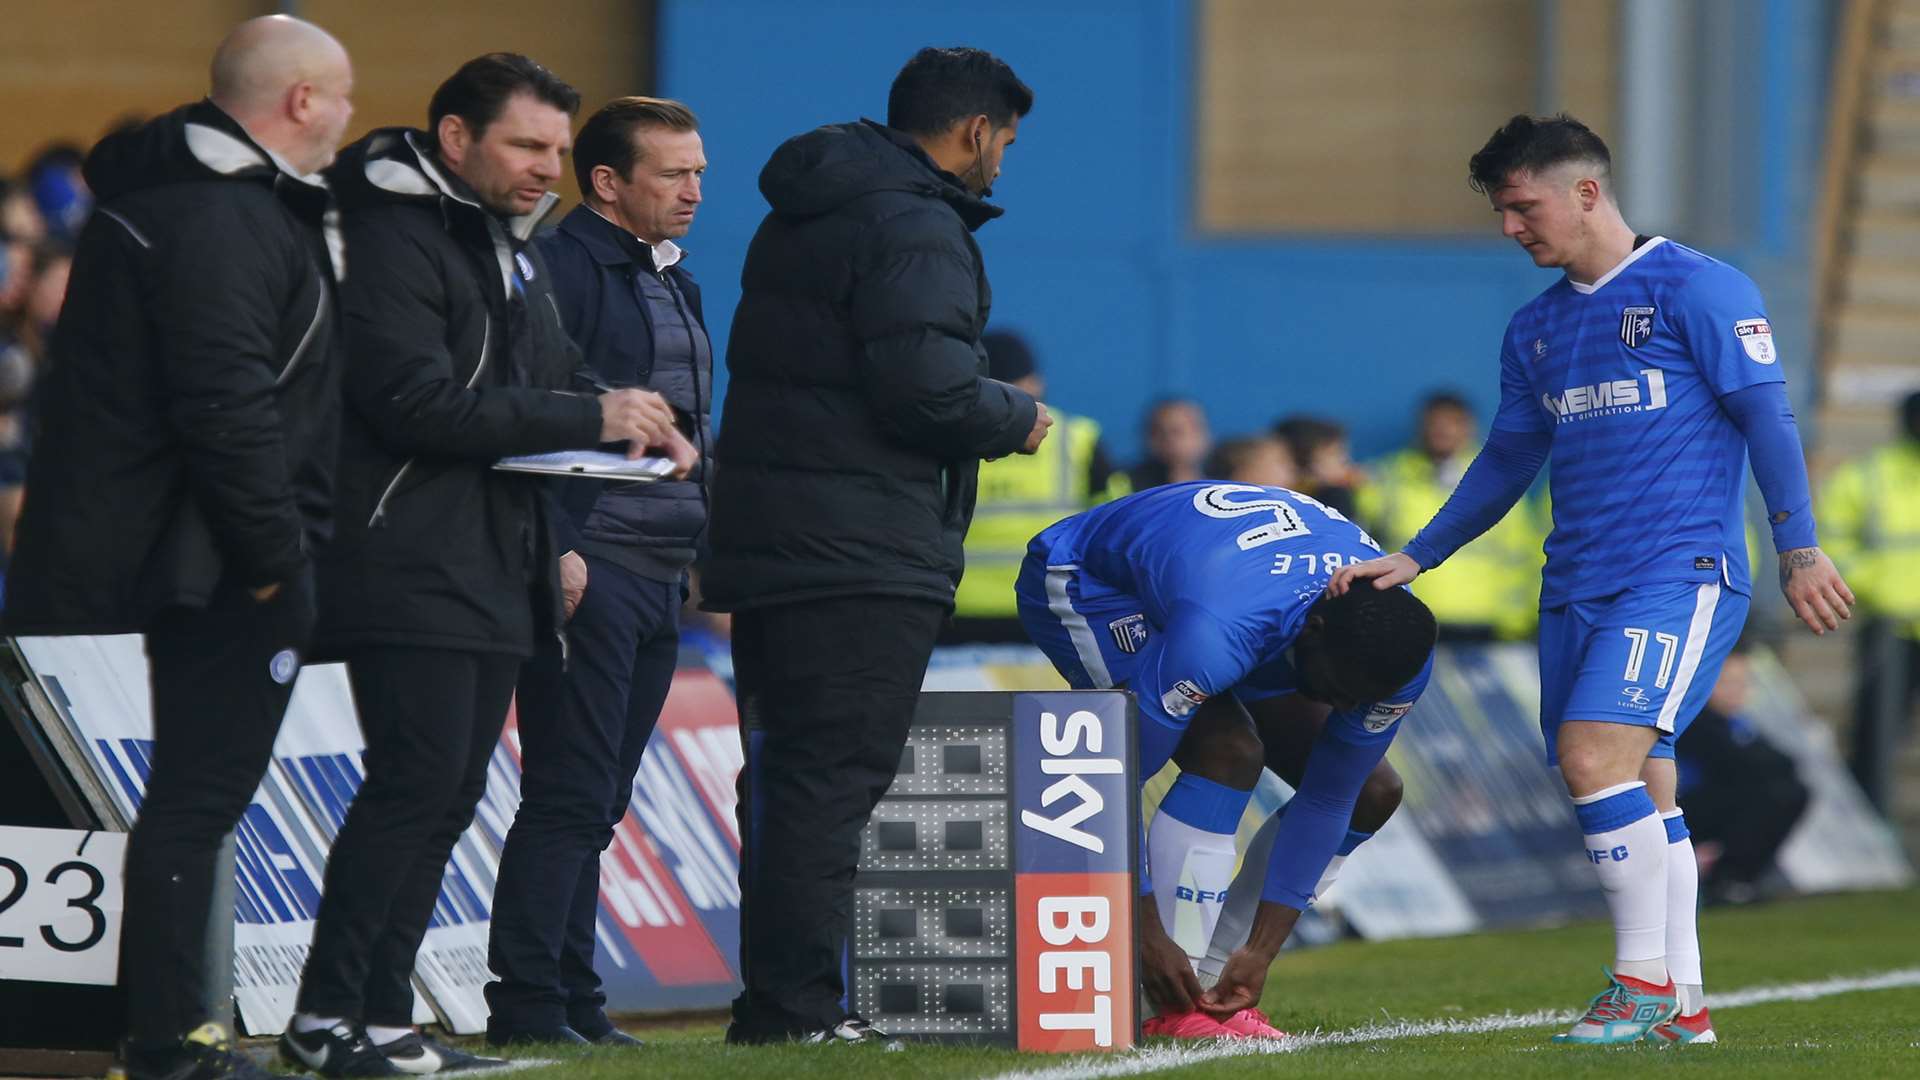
[
  {"left": 573, "top": 96, "right": 699, "bottom": 197},
  {"left": 429, "top": 53, "right": 580, "bottom": 141},
  {"left": 1420, "top": 389, "right": 1474, "bottom": 417},
  {"left": 1146, "top": 396, "right": 1203, "bottom": 422},
  {"left": 1903, "top": 390, "right": 1920, "bottom": 442},
  {"left": 1318, "top": 586, "right": 1437, "bottom": 700},
  {"left": 887, "top": 47, "right": 1033, "bottom": 137},
  {"left": 1468, "top": 113, "right": 1612, "bottom": 195},
  {"left": 29, "top": 237, "right": 73, "bottom": 276},
  {"left": 1204, "top": 436, "right": 1277, "bottom": 481},
  {"left": 982, "top": 330, "right": 1037, "bottom": 383},
  {"left": 1272, "top": 415, "right": 1346, "bottom": 467}
]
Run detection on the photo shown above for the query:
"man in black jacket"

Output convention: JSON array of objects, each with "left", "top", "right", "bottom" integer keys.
[
  {"left": 707, "top": 46, "right": 1051, "bottom": 1045},
  {"left": 283, "top": 55, "right": 692, "bottom": 1077},
  {"left": 486, "top": 96, "right": 712, "bottom": 1046},
  {"left": 3, "top": 16, "right": 351, "bottom": 1080}
]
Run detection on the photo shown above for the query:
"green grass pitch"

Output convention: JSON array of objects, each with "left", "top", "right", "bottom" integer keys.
[{"left": 448, "top": 889, "right": 1920, "bottom": 1079}]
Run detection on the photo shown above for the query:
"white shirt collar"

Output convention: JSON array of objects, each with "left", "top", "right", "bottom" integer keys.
[
  {"left": 1568, "top": 235, "right": 1667, "bottom": 295},
  {"left": 587, "top": 205, "right": 685, "bottom": 271}
]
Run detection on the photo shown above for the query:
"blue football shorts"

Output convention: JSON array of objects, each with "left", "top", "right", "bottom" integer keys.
[
  {"left": 1537, "top": 580, "right": 1749, "bottom": 766},
  {"left": 1012, "top": 554, "right": 1148, "bottom": 692}
]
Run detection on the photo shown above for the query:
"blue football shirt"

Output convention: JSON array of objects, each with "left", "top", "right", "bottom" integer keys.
[
  {"left": 1030, "top": 481, "right": 1428, "bottom": 741},
  {"left": 1026, "top": 481, "right": 1434, "bottom": 906},
  {"left": 1493, "top": 237, "right": 1781, "bottom": 606}
]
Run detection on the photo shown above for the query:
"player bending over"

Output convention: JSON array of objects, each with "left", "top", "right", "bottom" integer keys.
[
  {"left": 1016, "top": 481, "right": 1436, "bottom": 1038},
  {"left": 1333, "top": 114, "right": 1853, "bottom": 1047}
]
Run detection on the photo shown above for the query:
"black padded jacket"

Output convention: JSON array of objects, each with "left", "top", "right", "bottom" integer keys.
[{"left": 703, "top": 120, "right": 1036, "bottom": 612}]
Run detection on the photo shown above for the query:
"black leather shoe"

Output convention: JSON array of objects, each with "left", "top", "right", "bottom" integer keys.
[
  {"left": 587, "top": 1028, "right": 643, "bottom": 1048},
  {"left": 483, "top": 1025, "right": 590, "bottom": 1048}
]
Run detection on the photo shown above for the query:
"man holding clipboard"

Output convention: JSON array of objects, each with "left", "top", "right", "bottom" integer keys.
[
  {"left": 288, "top": 57, "right": 692, "bottom": 1075},
  {"left": 485, "top": 96, "right": 716, "bottom": 1048}
]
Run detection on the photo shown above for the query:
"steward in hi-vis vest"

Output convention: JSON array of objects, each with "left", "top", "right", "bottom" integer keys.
[
  {"left": 949, "top": 331, "right": 1125, "bottom": 640},
  {"left": 1354, "top": 393, "right": 1546, "bottom": 640},
  {"left": 1819, "top": 402, "right": 1920, "bottom": 638}
]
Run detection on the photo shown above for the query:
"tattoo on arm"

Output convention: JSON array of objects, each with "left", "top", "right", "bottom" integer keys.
[{"left": 1779, "top": 547, "right": 1818, "bottom": 590}]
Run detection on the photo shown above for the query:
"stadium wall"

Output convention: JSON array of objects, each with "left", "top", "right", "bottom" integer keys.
[{"left": 658, "top": 0, "right": 1831, "bottom": 461}]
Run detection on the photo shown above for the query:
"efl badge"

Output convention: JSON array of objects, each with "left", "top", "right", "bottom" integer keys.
[
  {"left": 1735, "top": 318, "right": 1776, "bottom": 364},
  {"left": 1620, "top": 306, "right": 1656, "bottom": 349},
  {"left": 1160, "top": 680, "right": 1209, "bottom": 718},
  {"left": 1107, "top": 614, "right": 1148, "bottom": 655},
  {"left": 1363, "top": 700, "right": 1413, "bottom": 733}
]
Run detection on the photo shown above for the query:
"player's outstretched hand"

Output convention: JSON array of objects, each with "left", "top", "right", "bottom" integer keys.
[
  {"left": 1779, "top": 546, "right": 1855, "bottom": 635},
  {"left": 1136, "top": 902, "right": 1202, "bottom": 1013},
  {"left": 1327, "top": 551, "right": 1421, "bottom": 597},
  {"left": 1198, "top": 946, "right": 1269, "bottom": 1019}
]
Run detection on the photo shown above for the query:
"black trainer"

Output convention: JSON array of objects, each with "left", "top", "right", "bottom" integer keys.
[
  {"left": 112, "top": 1023, "right": 274, "bottom": 1080},
  {"left": 278, "top": 1021, "right": 404, "bottom": 1077},
  {"left": 798, "top": 1015, "right": 904, "bottom": 1051},
  {"left": 484, "top": 1023, "right": 590, "bottom": 1047},
  {"left": 378, "top": 1031, "right": 509, "bottom": 1074},
  {"left": 570, "top": 1010, "right": 644, "bottom": 1048},
  {"left": 586, "top": 1028, "right": 643, "bottom": 1048}
]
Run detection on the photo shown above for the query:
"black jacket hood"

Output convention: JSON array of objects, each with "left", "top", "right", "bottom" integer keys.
[
  {"left": 84, "top": 99, "right": 321, "bottom": 204},
  {"left": 328, "top": 126, "right": 558, "bottom": 240},
  {"left": 757, "top": 119, "right": 1003, "bottom": 232}
]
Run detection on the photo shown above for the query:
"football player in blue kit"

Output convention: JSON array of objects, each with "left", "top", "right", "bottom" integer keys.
[
  {"left": 1016, "top": 481, "right": 1437, "bottom": 1038},
  {"left": 1333, "top": 114, "right": 1854, "bottom": 1046}
]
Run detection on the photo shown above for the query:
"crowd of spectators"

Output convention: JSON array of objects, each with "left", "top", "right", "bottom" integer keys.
[
  {"left": 1121, "top": 391, "right": 1550, "bottom": 641},
  {"left": 0, "top": 143, "right": 89, "bottom": 581}
]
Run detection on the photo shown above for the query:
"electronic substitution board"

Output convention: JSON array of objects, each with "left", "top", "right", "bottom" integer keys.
[{"left": 851, "top": 691, "right": 1139, "bottom": 1051}]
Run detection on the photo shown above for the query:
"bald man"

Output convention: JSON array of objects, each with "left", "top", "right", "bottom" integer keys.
[{"left": 4, "top": 16, "right": 354, "bottom": 1080}]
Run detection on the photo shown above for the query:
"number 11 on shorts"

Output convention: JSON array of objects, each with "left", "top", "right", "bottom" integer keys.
[{"left": 1621, "top": 627, "right": 1680, "bottom": 690}]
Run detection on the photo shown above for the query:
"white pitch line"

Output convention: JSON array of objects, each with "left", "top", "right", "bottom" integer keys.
[{"left": 983, "top": 967, "right": 1920, "bottom": 1080}]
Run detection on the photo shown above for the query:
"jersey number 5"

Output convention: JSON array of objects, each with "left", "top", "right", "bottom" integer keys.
[{"left": 1192, "top": 484, "right": 1313, "bottom": 550}]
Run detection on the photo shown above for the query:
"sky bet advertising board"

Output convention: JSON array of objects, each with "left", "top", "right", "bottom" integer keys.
[{"left": 849, "top": 690, "right": 1138, "bottom": 1052}]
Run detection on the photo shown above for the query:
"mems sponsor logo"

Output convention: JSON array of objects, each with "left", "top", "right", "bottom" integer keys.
[{"left": 1541, "top": 368, "right": 1668, "bottom": 421}]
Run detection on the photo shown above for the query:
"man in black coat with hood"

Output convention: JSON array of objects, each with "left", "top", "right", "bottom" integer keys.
[
  {"left": 706, "top": 46, "right": 1052, "bottom": 1045},
  {"left": 3, "top": 16, "right": 352, "bottom": 1080},
  {"left": 281, "top": 54, "right": 691, "bottom": 1077}
]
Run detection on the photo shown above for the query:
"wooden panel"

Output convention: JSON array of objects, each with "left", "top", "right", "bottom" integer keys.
[
  {"left": 1196, "top": 0, "right": 1542, "bottom": 233},
  {"left": 0, "top": 1, "right": 263, "bottom": 174},
  {"left": 0, "top": 1, "right": 652, "bottom": 208},
  {"left": 302, "top": 0, "right": 653, "bottom": 206},
  {"left": 1548, "top": 0, "right": 1618, "bottom": 140}
]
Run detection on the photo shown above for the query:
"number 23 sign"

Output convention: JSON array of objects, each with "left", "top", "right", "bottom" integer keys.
[{"left": 0, "top": 825, "right": 125, "bottom": 986}]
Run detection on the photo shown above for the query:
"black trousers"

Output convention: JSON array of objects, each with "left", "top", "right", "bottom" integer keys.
[
  {"left": 1850, "top": 620, "right": 1920, "bottom": 810},
  {"left": 1686, "top": 773, "right": 1810, "bottom": 890},
  {"left": 296, "top": 647, "right": 517, "bottom": 1025},
  {"left": 487, "top": 559, "right": 681, "bottom": 1035},
  {"left": 123, "top": 577, "right": 311, "bottom": 1048},
  {"left": 726, "top": 595, "right": 945, "bottom": 1043}
]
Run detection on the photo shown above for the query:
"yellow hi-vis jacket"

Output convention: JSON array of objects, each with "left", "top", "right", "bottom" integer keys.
[
  {"left": 1354, "top": 447, "right": 1547, "bottom": 638},
  {"left": 1818, "top": 439, "right": 1920, "bottom": 638},
  {"left": 955, "top": 413, "right": 1125, "bottom": 618}
]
